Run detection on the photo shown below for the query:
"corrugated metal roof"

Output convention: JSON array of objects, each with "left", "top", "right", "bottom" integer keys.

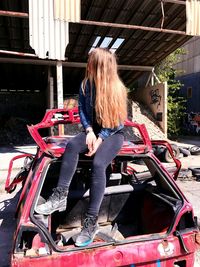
[
  {"left": 29, "top": 0, "right": 80, "bottom": 60},
  {"left": 54, "top": 0, "right": 80, "bottom": 22},
  {"left": 0, "top": 0, "right": 191, "bottom": 87},
  {"left": 186, "top": 0, "right": 200, "bottom": 35}
]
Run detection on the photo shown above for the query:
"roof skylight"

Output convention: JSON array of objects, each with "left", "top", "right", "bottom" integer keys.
[
  {"left": 110, "top": 38, "right": 125, "bottom": 53},
  {"left": 89, "top": 36, "right": 125, "bottom": 53},
  {"left": 100, "top": 37, "right": 113, "bottom": 48}
]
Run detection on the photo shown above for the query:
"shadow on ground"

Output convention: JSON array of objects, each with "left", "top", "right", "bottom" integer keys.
[
  {"left": 0, "top": 189, "right": 21, "bottom": 267},
  {"left": 0, "top": 146, "right": 36, "bottom": 155},
  {"left": 176, "top": 136, "right": 200, "bottom": 147}
]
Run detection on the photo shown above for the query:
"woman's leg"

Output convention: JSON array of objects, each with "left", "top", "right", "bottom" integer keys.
[
  {"left": 57, "top": 132, "right": 88, "bottom": 188},
  {"left": 88, "top": 132, "right": 124, "bottom": 216},
  {"left": 75, "top": 132, "right": 124, "bottom": 247},
  {"left": 36, "top": 132, "right": 88, "bottom": 215}
]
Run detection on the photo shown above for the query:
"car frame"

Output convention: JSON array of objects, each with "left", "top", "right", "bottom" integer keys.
[{"left": 5, "top": 108, "right": 200, "bottom": 267}]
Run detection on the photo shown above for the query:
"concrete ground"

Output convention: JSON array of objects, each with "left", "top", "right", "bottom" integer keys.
[{"left": 0, "top": 138, "right": 200, "bottom": 266}]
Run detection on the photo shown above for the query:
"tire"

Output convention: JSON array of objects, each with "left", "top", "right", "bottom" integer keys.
[
  {"left": 153, "top": 145, "right": 165, "bottom": 158},
  {"left": 179, "top": 147, "right": 191, "bottom": 157},
  {"left": 188, "top": 167, "right": 200, "bottom": 176},
  {"left": 189, "top": 146, "right": 200, "bottom": 155},
  {"left": 163, "top": 144, "right": 180, "bottom": 163}
]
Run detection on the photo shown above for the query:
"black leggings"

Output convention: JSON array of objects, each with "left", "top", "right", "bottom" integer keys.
[{"left": 57, "top": 131, "right": 124, "bottom": 217}]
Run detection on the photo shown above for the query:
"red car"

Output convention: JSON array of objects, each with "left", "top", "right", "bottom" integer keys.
[{"left": 5, "top": 108, "right": 200, "bottom": 267}]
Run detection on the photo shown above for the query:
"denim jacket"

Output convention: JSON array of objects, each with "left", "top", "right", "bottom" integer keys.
[{"left": 78, "top": 79, "right": 124, "bottom": 140}]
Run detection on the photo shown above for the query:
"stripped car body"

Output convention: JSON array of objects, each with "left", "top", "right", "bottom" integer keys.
[{"left": 5, "top": 108, "right": 200, "bottom": 267}]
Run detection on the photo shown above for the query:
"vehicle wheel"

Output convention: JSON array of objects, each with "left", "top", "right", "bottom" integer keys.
[
  {"left": 189, "top": 145, "right": 200, "bottom": 155},
  {"left": 163, "top": 144, "right": 180, "bottom": 163},
  {"left": 178, "top": 147, "right": 191, "bottom": 157},
  {"left": 188, "top": 167, "right": 200, "bottom": 181},
  {"left": 188, "top": 167, "right": 200, "bottom": 176},
  {"left": 153, "top": 145, "right": 165, "bottom": 156}
]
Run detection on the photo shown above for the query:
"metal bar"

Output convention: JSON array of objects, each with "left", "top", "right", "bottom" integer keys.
[
  {"left": 162, "top": 0, "right": 186, "bottom": 5},
  {"left": 0, "top": 49, "right": 37, "bottom": 57},
  {"left": 118, "top": 65, "right": 153, "bottom": 71},
  {"left": 152, "top": 68, "right": 161, "bottom": 83},
  {"left": 145, "top": 73, "right": 152, "bottom": 88},
  {"left": 0, "top": 10, "right": 186, "bottom": 35},
  {"left": 79, "top": 19, "right": 186, "bottom": 35},
  {"left": 0, "top": 57, "right": 154, "bottom": 71},
  {"left": 0, "top": 10, "right": 28, "bottom": 18}
]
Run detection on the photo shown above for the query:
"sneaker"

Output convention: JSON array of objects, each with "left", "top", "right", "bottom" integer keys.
[
  {"left": 35, "top": 187, "right": 68, "bottom": 215},
  {"left": 75, "top": 215, "right": 98, "bottom": 247}
]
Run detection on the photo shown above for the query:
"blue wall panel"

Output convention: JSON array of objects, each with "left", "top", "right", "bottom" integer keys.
[{"left": 178, "top": 72, "right": 200, "bottom": 113}]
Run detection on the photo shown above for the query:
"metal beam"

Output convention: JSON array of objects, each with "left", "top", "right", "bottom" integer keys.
[
  {"left": 162, "top": 0, "right": 186, "bottom": 5},
  {"left": 118, "top": 65, "right": 153, "bottom": 71},
  {"left": 0, "top": 10, "right": 28, "bottom": 18},
  {"left": 0, "top": 57, "right": 153, "bottom": 71},
  {"left": 79, "top": 19, "right": 186, "bottom": 35},
  {"left": 0, "top": 49, "right": 37, "bottom": 57},
  {"left": 0, "top": 10, "right": 186, "bottom": 35}
]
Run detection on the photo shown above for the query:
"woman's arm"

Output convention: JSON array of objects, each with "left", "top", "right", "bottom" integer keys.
[{"left": 78, "top": 83, "right": 92, "bottom": 130}]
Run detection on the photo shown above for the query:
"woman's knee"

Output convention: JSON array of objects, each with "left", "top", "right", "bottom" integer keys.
[
  {"left": 65, "top": 139, "right": 79, "bottom": 152},
  {"left": 92, "top": 158, "right": 106, "bottom": 171}
]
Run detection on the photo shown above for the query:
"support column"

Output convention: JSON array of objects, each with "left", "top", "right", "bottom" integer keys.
[
  {"left": 49, "top": 77, "right": 54, "bottom": 109},
  {"left": 163, "top": 81, "right": 168, "bottom": 137},
  {"left": 56, "top": 61, "right": 64, "bottom": 108},
  {"left": 56, "top": 61, "right": 64, "bottom": 135},
  {"left": 47, "top": 66, "right": 54, "bottom": 109}
]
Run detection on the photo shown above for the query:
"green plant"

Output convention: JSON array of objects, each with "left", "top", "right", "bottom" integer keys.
[
  {"left": 155, "top": 49, "right": 186, "bottom": 137},
  {"left": 167, "top": 72, "right": 186, "bottom": 137}
]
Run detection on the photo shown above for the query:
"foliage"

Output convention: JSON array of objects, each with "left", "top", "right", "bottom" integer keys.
[
  {"left": 155, "top": 48, "right": 186, "bottom": 81},
  {"left": 155, "top": 48, "right": 186, "bottom": 137}
]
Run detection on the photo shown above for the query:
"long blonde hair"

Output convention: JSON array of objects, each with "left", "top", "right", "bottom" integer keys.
[{"left": 83, "top": 48, "right": 127, "bottom": 128}]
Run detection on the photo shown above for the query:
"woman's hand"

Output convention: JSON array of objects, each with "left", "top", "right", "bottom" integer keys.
[
  {"left": 85, "top": 137, "right": 103, "bottom": 157},
  {"left": 86, "top": 131, "right": 97, "bottom": 153}
]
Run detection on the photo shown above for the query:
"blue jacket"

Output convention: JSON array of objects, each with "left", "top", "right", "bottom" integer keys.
[{"left": 78, "top": 80, "right": 124, "bottom": 140}]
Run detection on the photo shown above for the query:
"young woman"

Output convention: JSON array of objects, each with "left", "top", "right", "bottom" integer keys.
[{"left": 36, "top": 48, "right": 127, "bottom": 247}]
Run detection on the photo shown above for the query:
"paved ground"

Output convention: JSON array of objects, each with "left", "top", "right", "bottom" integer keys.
[
  {"left": 0, "top": 138, "right": 200, "bottom": 266},
  {"left": 0, "top": 189, "right": 21, "bottom": 267}
]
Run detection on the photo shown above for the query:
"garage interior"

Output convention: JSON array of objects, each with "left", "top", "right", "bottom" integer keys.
[{"left": 0, "top": 0, "right": 191, "bottom": 145}]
